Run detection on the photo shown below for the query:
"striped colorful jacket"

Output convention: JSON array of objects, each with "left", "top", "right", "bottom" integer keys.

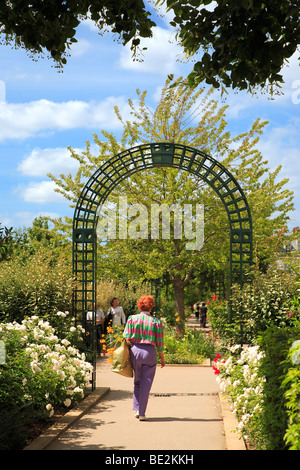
[{"left": 123, "top": 312, "right": 164, "bottom": 351}]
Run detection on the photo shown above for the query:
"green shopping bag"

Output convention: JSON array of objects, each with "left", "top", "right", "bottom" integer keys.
[{"left": 111, "top": 338, "right": 133, "bottom": 377}]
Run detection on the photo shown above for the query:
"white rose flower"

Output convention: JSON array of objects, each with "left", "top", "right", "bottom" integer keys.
[
  {"left": 46, "top": 404, "right": 54, "bottom": 417},
  {"left": 64, "top": 398, "right": 72, "bottom": 407}
]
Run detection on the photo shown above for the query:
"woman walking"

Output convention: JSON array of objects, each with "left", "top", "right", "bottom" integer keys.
[{"left": 123, "top": 295, "right": 165, "bottom": 421}]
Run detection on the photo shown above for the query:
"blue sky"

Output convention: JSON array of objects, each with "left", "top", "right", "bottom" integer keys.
[{"left": 0, "top": 5, "right": 299, "bottom": 232}]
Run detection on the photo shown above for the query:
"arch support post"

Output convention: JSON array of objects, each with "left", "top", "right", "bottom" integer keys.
[{"left": 73, "top": 227, "right": 97, "bottom": 390}]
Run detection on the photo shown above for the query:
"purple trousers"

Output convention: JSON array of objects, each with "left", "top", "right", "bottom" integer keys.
[{"left": 129, "top": 344, "right": 157, "bottom": 416}]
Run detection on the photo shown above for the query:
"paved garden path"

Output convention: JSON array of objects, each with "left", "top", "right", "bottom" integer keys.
[{"left": 25, "top": 316, "right": 245, "bottom": 452}]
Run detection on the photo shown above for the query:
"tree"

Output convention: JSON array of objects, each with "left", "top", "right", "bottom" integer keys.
[
  {"left": 0, "top": 224, "right": 14, "bottom": 261},
  {"left": 48, "top": 77, "right": 294, "bottom": 327},
  {"left": 9, "top": 216, "right": 72, "bottom": 262},
  {"left": 0, "top": 0, "right": 155, "bottom": 65},
  {"left": 1, "top": 1, "right": 299, "bottom": 92},
  {"left": 164, "top": 0, "right": 300, "bottom": 93}
]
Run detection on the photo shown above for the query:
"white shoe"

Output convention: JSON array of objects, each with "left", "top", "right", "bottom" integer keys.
[
  {"left": 134, "top": 410, "right": 139, "bottom": 419},
  {"left": 139, "top": 416, "right": 148, "bottom": 421}
]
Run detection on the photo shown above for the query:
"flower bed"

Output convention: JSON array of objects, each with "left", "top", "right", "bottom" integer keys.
[
  {"left": 212, "top": 336, "right": 300, "bottom": 450},
  {"left": 163, "top": 326, "right": 215, "bottom": 364},
  {"left": 0, "top": 314, "right": 93, "bottom": 449},
  {"left": 213, "top": 345, "right": 266, "bottom": 449}
]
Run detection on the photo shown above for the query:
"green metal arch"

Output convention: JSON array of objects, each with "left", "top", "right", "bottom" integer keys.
[{"left": 72, "top": 142, "right": 252, "bottom": 387}]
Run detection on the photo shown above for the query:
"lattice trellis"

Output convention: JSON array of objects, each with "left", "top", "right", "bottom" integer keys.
[{"left": 73, "top": 143, "right": 253, "bottom": 388}]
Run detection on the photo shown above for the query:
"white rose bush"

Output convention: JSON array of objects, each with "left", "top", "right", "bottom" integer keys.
[
  {"left": 212, "top": 345, "right": 266, "bottom": 448},
  {"left": 0, "top": 313, "right": 93, "bottom": 420}
]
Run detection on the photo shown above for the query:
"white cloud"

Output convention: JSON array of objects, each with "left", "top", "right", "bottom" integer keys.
[
  {"left": 256, "top": 121, "right": 300, "bottom": 229},
  {"left": 18, "top": 147, "right": 80, "bottom": 177},
  {"left": 257, "top": 121, "right": 300, "bottom": 182},
  {"left": 69, "top": 38, "right": 92, "bottom": 57},
  {"left": 81, "top": 17, "right": 102, "bottom": 32},
  {"left": 0, "top": 81, "right": 5, "bottom": 103},
  {"left": 119, "top": 27, "right": 185, "bottom": 75},
  {"left": 19, "top": 180, "right": 66, "bottom": 204},
  {"left": 0, "top": 96, "right": 131, "bottom": 142}
]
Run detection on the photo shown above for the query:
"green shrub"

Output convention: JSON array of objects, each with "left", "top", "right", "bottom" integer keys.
[
  {"left": 206, "top": 298, "right": 234, "bottom": 342},
  {"left": 257, "top": 326, "right": 300, "bottom": 450},
  {"left": 0, "top": 315, "right": 93, "bottom": 449},
  {"left": 282, "top": 338, "right": 300, "bottom": 450},
  {"left": 163, "top": 327, "right": 215, "bottom": 363},
  {"left": 0, "top": 249, "right": 74, "bottom": 323},
  {"left": 213, "top": 323, "right": 300, "bottom": 450},
  {"left": 159, "top": 299, "right": 177, "bottom": 326},
  {"left": 209, "top": 267, "right": 299, "bottom": 345}
]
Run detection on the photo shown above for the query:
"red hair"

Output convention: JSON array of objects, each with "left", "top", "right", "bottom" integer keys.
[{"left": 137, "top": 295, "right": 155, "bottom": 312}]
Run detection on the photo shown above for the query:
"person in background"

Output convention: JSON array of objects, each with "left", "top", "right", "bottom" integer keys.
[
  {"left": 106, "top": 297, "right": 126, "bottom": 327},
  {"left": 123, "top": 295, "right": 165, "bottom": 421},
  {"left": 200, "top": 302, "right": 208, "bottom": 328},
  {"left": 194, "top": 302, "right": 200, "bottom": 320},
  {"left": 86, "top": 303, "right": 105, "bottom": 354}
]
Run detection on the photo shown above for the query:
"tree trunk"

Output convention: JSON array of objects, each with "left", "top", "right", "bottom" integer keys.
[{"left": 173, "top": 274, "right": 186, "bottom": 334}]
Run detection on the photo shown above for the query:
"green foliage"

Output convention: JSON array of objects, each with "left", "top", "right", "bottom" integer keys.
[
  {"left": 0, "top": 248, "right": 74, "bottom": 323},
  {"left": 209, "top": 266, "right": 299, "bottom": 345},
  {"left": 0, "top": 0, "right": 155, "bottom": 66},
  {"left": 163, "top": 0, "right": 300, "bottom": 93},
  {"left": 163, "top": 326, "right": 215, "bottom": 363},
  {"left": 214, "top": 324, "right": 300, "bottom": 450},
  {"left": 12, "top": 216, "right": 72, "bottom": 260},
  {"left": 2, "top": 1, "right": 299, "bottom": 92},
  {"left": 0, "top": 315, "right": 93, "bottom": 449},
  {"left": 207, "top": 297, "right": 240, "bottom": 346},
  {"left": 257, "top": 326, "right": 300, "bottom": 450},
  {"left": 206, "top": 298, "right": 239, "bottom": 344},
  {"left": 282, "top": 340, "right": 300, "bottom": 450},
  {"left": 210, "top": 268, "right": 300, "bottom": 450},
  {"left": 232, "top": 267, "right": 299, "bottom": 342},
  {"left": 0, "top": 224, "right": 14, "bottom": 261},
  {"left": 160, "top": 299, "right": 177, "bottom": 326},
  {"left": 0, "top": 402, "right": 38, "bottom": 451}
]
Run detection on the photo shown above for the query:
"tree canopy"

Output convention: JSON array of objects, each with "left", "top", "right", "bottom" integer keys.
[
  {"left": 1, "top": 1, "right": 299, "bottom": 91},
  {"left": 0, "top": 0, "right": 155, "bottom": 64},
  {"left": 166, "top": 0, "right": 300, "bottom": 92}
]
